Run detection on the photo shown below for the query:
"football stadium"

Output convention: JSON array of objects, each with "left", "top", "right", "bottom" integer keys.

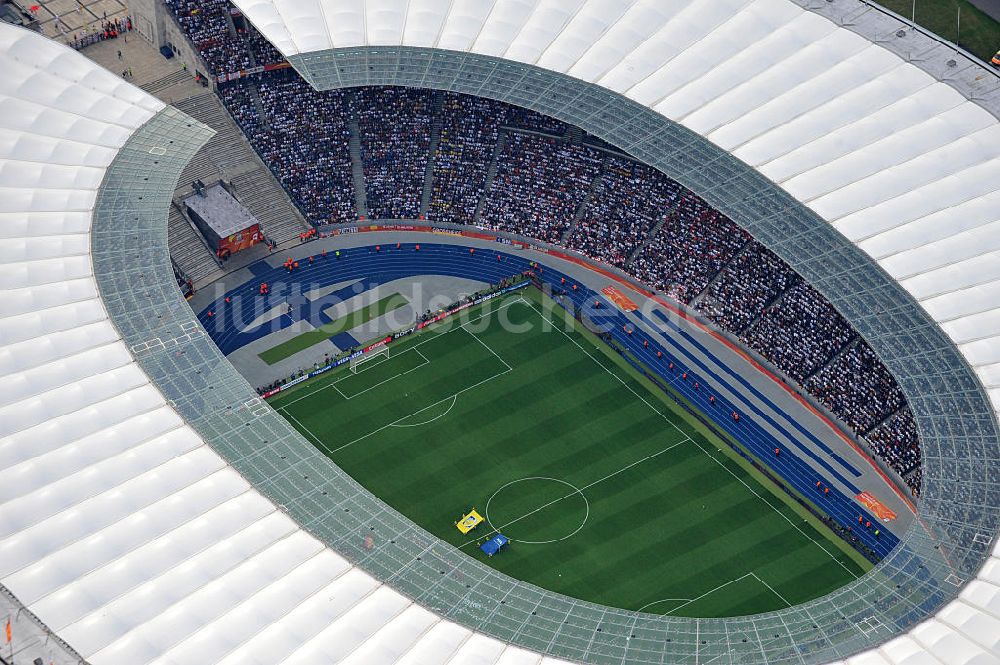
[{"left": 1, "top": 0, "right": 999, "bottom": 664}]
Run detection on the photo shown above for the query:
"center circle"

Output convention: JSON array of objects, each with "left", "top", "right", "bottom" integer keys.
[{"left": 484, "top": 477, "right": 590, "bottom": 545}]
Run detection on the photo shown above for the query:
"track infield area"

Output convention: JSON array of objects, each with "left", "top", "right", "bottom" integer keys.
[{"left": 270, "top": 289, "right": 868, "bottom": 617}]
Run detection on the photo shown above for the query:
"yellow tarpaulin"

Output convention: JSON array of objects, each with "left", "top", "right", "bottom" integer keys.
[{"left": 456, "top": 509, "right": 484, "bottom": 534}]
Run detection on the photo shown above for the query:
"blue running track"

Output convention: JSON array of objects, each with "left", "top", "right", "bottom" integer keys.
[{"left": 197, "top": 243, "right": 899, "bottom": 557}]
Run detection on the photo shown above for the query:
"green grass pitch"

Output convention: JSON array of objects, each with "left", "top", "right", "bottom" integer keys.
[{"left": 269, "top": 288, "right": 869, "bottom": 617}]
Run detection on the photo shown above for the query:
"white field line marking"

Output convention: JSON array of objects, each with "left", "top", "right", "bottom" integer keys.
[
  {"left": 455, "top": 301, "right": 694, "bottom": 548},
  {"left": 459, "top": 321, "right": 512, "bottom": 371},
  {"left": 521, "top": 300, "right": 693, "bottom": 445},
  {"left": 390, "top": 394, "right": 458, "bottom": 428},
  {"left": 636, "top": 597, "right": 693, "bottom": 613},
  {"left": 484, "top": 477, "right": 591, "bottom": 545},
  {"left": 687, "top": 434, "right": 860, "bottom": 580},
  {"left": 282, "top": 409, "right": 325, "bottom": 449},
  {"left": 324, "top": 301, "right": 525, "bottom": 452},
  {"left": 525, "top": 300, "right": 859, "bottom": 579},
  {"left": 464, "top": 439, "right": 686, "bottom": 549},
  {"left": 329, "top": 368, "right": 511, "bottom": 454},
  {"left": 335, "top": 353, "right": 431, "bottom": 401},
  {"left": 273, "top": 298, "right": 525, "bottom": 411},
  {"left": 663, "top": 573, "right": 754, "bottom": 615},
  {"left": 404, "top": 349, "right": 431, "bottom": 374},
  {"left": 751, "top": 572, "right": 792, "bottom": 608}
]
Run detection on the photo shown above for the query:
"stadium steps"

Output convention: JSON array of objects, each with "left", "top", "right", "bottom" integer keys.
[
  {"left": 472, "top": 129, "right": 508, "bottom": 226},
  {"left": 224, "top": 10, "right": 241, "bottom": 41},
  {"left": 863, "top": 405, "right": 905, "bottom": 438},
  {"left": 803, "top": 336, "right": 860, "bottom": 383},
  {"left": 178, "top": 147, "right": 220, "bottom": 185},
  {"left": 173, "top": 93, "right": 252, "bottom": 172},
  {"left": 688, "top": 238, "right": 754, "bottom": 309},
  {"left": 737, "top": 275, "right": 803, "bottom": 335},
  {"left": 561, "top": 152, "right": 609, "bottom": 244},
  {"left": 168, "top": 201, "right": 222, "bottom": 284},
  {"left": 246, "top": 81, "right": 270, "bottom": 130},
  {"left": 419, "top": 91, "right": 446, "bottom": 217},
  {"left": 229, "top": 169, "right": 308, "bottom": 243},
  {"left": 346, "top": 91, "right": 368, "bottom": 217},
  {"left": 625, "top": 208, "right": 674, "bottom": 268},
  {"left": 171, "top": 91, "right": 309, "bottom": 244},
  {"left": 140, "top": 69, "right": 190, "bottom": 94}
]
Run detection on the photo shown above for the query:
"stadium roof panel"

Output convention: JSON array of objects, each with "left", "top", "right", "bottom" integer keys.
[{"left": 1, "top": 0, "right": 1000, "bottom": 661}]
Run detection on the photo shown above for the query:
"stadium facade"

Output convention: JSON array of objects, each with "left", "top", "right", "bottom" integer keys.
[{"left": 0, "top": 1, "right": 998, "bottom": 664}]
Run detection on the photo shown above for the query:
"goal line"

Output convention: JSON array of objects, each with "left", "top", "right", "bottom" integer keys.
[{"left": 350, "top": 344, "right": 389, "bottom": 373}]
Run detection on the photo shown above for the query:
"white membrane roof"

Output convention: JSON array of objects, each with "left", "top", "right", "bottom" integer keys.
[
  {"left": 1, "top": 0, "right": 999, "bottom": 661},
  {"left": 0, "top": 21, "right": 576, "bottom": 665}
]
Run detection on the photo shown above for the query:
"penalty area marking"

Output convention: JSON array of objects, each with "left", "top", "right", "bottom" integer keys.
[
  {"left": 274, "top": 296, "right": 526, "bottom": 411},
  {"left": 484, "top": 476, "right": 590, "bottom": 545},
  {"left": 636, "top": 598, "right": 693, "bottom": 613},
  {"left": 390, "top": 394, "right": 458, "bottom": 427},
  {"left": 333, "top": 348, "right": 431, "bottom": 400},
  {"left": 656, "top": 571, "right": 792, "bottom": 616}
]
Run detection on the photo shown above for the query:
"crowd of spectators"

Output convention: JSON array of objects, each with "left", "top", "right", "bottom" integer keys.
[
  {"left": 567, "top": 158, "right": 684, "bottom": 269},
  {"left": 743, "top": 283, "right": 856, "bottom": 383},
  {"left": 213, "top": 69, "right": 921, "bottom": 492},
  {"left": 479, "top": 133, "right": 603, "bottom": 243},
  {"left": 164, "top": 0, "right": 284, "bottom": 76},
  {"left": 866, "top": 407, "right": 922, "bottom": 495},
  {"left": 356, "top": 87, "right": 433, "bottom": 220},
  {"left": 163, "top": 0, "right": 924, "bottom": 493},
  {"left": 427, "top": 94, "right": 579, "bottom": 224},
  {"left": 632, "top": 197, "right": 750, "bottom": 304},
  {"left": 426, "top": 93, "right": 506, "bottom": 224},
  {"left": 164, "top": 0, "right": 252, "bottom": 75},
  {"left": 244, "top": 22, "right": 283, "bottom": 65},
  {"left": 220, "top": 76, "right": 356, "bottom": 223},
  {"left": 806, "top": 341, "right": 907, "bottom": 436},
  {"left": 696, "top": 245, "right": 799, "bottom": 333},
  {"left": 506, "top": 107, "right": 566, "bottom": 134}
]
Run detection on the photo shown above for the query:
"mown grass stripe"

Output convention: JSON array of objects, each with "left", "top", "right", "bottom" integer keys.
[{"left": 279, "top": 289, "right": 867, "bottom": 616}]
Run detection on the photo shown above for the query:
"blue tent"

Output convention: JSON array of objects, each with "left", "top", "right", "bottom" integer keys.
[{"left": 480, "top": 534, "right": 509, "bottom": 557}]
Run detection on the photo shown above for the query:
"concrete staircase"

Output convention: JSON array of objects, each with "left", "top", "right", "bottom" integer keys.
[
  {"left": 863, "top": 405, "right": 905, "bottom": 438},
  {"left": 561, "top": 153, "right": 608, "bottom": 243},
  {"left": 345, "top": 90, "right": 367, "bottom": 217},
  {"left": 140, "top": 69, "right": 191, "bottom": 95},
  {"left": 229, "top": 169, "right": 306, "bottom": 243},
  {"left": 166, "top": 91, "right": 309, "bottom": 282},
  {"left": 738, "top": 276, "right": 803, "bottom": 336},
  {"left": 689, "top": 238, "right": 754, "bottom": 309},
  {"left": 168, "top": 202, "right": 221, "bottom": 284},
  {"left": 419, "top": 91, "right": 446, "bottom": 217},
  {"left": 173, "top": 93, "right": 254, "bottom": 173},
  {"left": 246, "top": 81, "right": 270, "bottom": 130},
  {"left": 804, "top": 336, "right": 860, "bottom": 383},
  {"left": 625, "top": 208, "right": 674, "bottom": 268},
  {"left": 472, "top": 129, "right": 509, "bottom": 226}
]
